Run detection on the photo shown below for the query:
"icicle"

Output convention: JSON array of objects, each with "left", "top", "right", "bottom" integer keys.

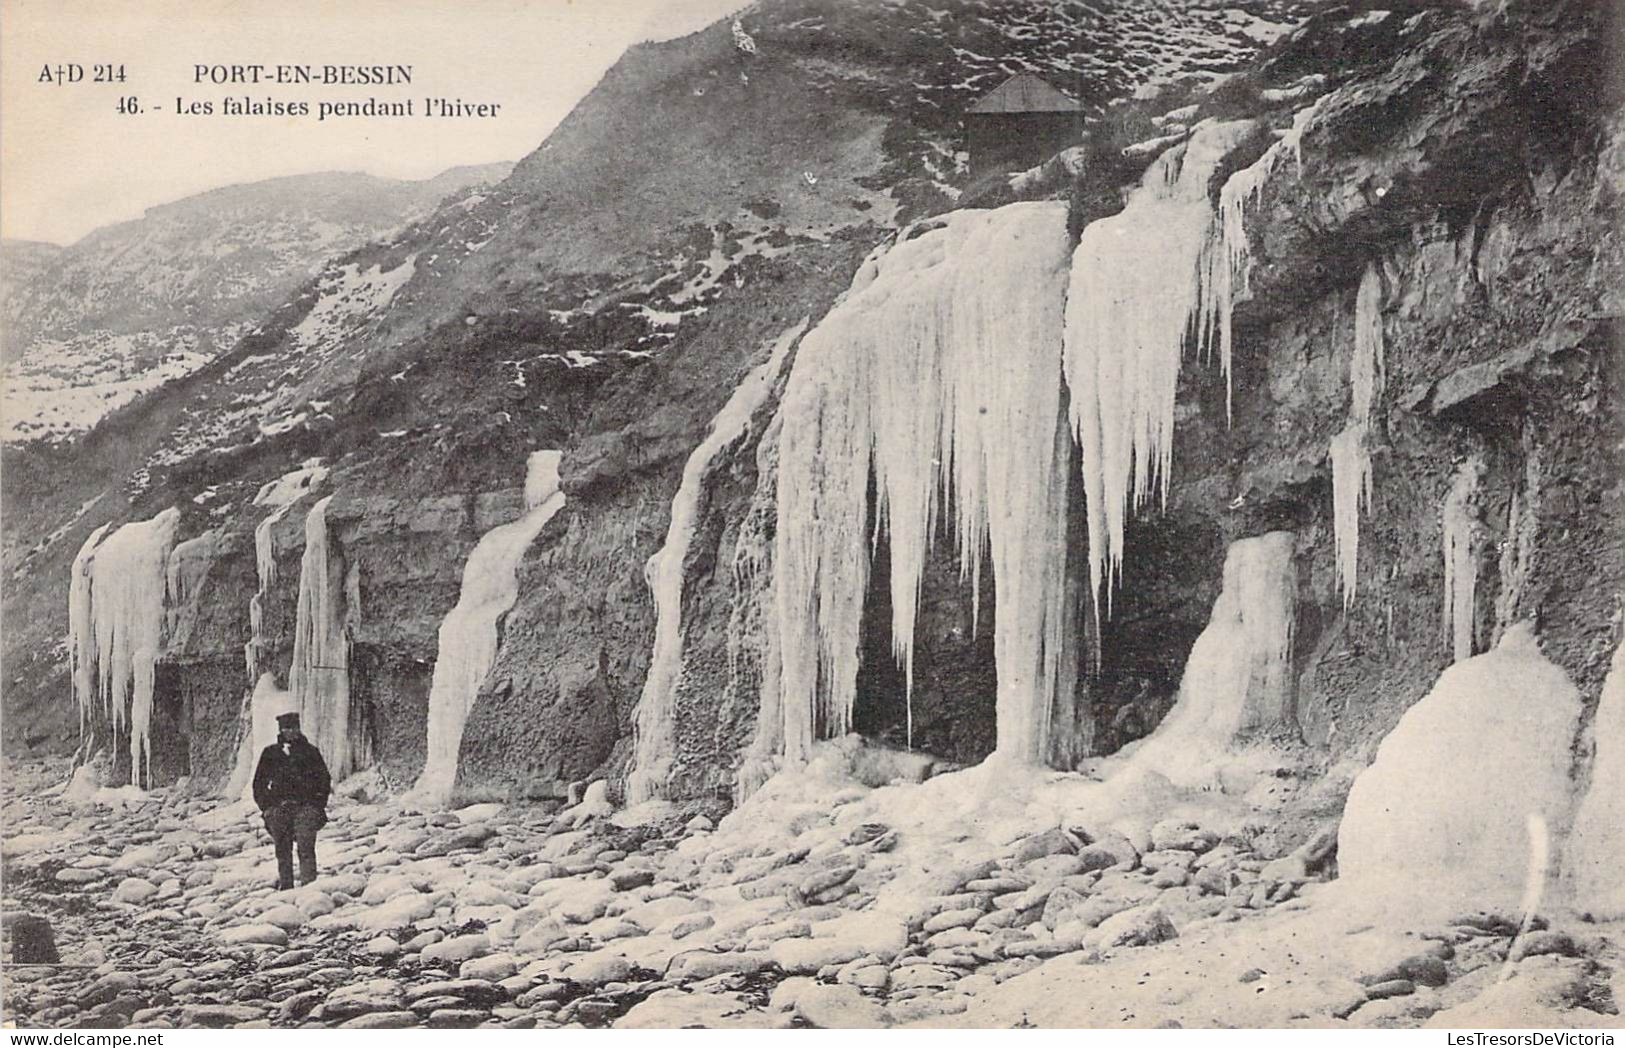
[
  {"left": 1329, "top": 261, "right": 1386, "bottom": 609},
  {"left": 775, "top": 202, "right": 1074, "bottom": 766},
  {"left": 245, "top": 503, "right": 293, "bottom": 681},
  {"left": 67, "top": 524, "right": 110, "bottom": 741},
  {"left": 67, "top": 509, "right": 181, "bottom": 785},
  {"left": 1442, "top": 458, "right": 1483, "bottom": 663},
  {"left": 627, "top": 322, "right": 803, "bottom": 805},
  {"left": 1065, "top": 120, "right": 1256, "bottom": 621},
  {"left": 1200, "top": 99, "right": 1328, "bottom": 421},
  {"left": 288, "top": 495, "right": 358, "bottom": 779},
  {"left": 245, "top": 462, "right": 327, "bottom": 681},
  {"left": 1351, "top": 262, "right": 1386, "bottom": 425},
  {"left": 1330, "top": 423, "right": 1373, "bottom": 608},
  {"left": 410, "top": 452, "right": 566, "bottom": 805}
]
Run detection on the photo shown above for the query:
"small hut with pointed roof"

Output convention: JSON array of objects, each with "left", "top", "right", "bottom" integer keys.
[{"left": 966, "top": 73, "right": 1084, "bottom": 179}]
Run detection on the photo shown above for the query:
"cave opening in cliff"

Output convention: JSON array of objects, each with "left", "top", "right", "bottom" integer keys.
[{"left": 851, "top": 513, "right": 1001, "bottom": 767}]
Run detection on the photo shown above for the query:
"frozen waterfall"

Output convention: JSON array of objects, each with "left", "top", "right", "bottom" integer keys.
[
  {"left": 65, "top": 508, "right": 182, "bottom": 786},
  {"left": 68, "top": 523, "right": 110, "bottom": 741},
  {"left": 774, "top": 202, "right": 1075, "bottom": 766},
  {"left": 225, "top": 673, "right": 294, "bottom": 801},
  {"left": 1205, "top": 97, "right": 1325, "bottom": 379},
  {"left": 1350, "top": 261, "right": 1386, "bottom": 424},
  {"left": 626, "top": 321, "right": 804, "bottom": 805},
  {"left": 1111, "top": 530, "right": 1298, "bottom": 789},
  {"left": 1064, "top": 119, "right": 1256, "bottom": 620},
  {"left": 409, "top": 451, "right": 566, "bottom": 805}
]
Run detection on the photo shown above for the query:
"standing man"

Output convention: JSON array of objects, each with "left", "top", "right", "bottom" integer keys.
[{"left": 252, "top": 712, "right": 332, "bottom": 890}]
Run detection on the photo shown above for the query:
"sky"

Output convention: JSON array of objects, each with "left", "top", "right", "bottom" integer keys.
[{"left": 1, "top": 0, "right": 750, "bottom": 246}]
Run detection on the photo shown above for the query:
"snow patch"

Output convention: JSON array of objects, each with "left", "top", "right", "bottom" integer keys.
[{"left": 290, "top": 257, "right": 416, "bottom": 353}]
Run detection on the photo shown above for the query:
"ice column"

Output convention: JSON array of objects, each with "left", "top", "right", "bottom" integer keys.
[
  {"left": 1331, "top": 261, "right": 1385, "bottom": 608},
  {"left": 225, "top": 673, "right": 294, "bottom": 801},
  {"left": 626, "top": 321, "right": 804, "bottom": 805},
  {"left": 1442, "top": 459, "right": 1483, "bottom": 663},
  {"left": 409, "top": 452, "right": 566, "bottom": 805},
  {"left": 775, "top": 202, "right": 1074, "bottom": 765},
  {"left": 288, "top": 495, "right": 359, "bottom": 779},
  {"left": 1350, "top": 262, "right": 1386, "bottom": 425}
]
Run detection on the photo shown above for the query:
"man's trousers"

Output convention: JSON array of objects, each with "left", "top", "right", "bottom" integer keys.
[{"left": 263, "top": 804, "right": 325, "bottom": 889}]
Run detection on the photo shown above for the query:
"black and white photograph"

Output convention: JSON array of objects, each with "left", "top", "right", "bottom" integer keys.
[{"left": 1, "top": 0, "right": 1622, "bottom": 1035}]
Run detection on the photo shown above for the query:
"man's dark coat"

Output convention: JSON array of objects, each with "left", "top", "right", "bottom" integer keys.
[{"left": 252, "top": 736, "right": 332, "bottom": 812}]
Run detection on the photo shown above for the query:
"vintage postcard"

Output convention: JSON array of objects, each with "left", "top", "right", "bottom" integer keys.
[{"left": 2, "top": 0, "right": 1621, "bottom": 1036}]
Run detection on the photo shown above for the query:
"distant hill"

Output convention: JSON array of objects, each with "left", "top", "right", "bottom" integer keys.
[
  {"left": 1, "top": 163, "right": 512, "bottom": 443},
  {"left": 0, "top": 240, "right": 64, "bottom": 347}
]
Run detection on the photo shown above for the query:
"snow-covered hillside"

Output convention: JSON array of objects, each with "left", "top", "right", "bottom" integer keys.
[{"left": 1, "top": 165, "right": 511, "bottom": 443}]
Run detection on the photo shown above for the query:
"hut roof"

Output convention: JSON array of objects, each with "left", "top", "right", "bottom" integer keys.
[{"left": 968, "top": 74, "right": 1082, "bottom": 115}]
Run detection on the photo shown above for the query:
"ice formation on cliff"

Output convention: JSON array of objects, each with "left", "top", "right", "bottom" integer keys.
[
  {"left": 244, "top": 461, "right": 328, "bottom": 682},
  {"left": 1442, "top": 458, "right": 1483, "bottom": 663},
  {"left": 1112, "top": 531, "right": 1298, "bottom": 789},
  {"left": 287, "top": 495, "right": 360, "bottom": 779},
  {"left": 775, "top": 202, "right": 1074, "bottom": 765},
  {"left": 410, "top": 451, "right": 566, "bottom": 805},
  {"left": 1350, "top": 262, "right": 1385, "bottom": 424},
  {"left": 225, "top": 672, "right": 293, "bottom": 801},
  {"left": 67, "top": 523, "right": 110, "bottom": 739},
  {"left": 1204, "top": 98, "right": 1325, "bottom": 368},
  {"left": 1338, "top": 623, "right": 1579, "bottom": 916},
  {"left": 245, "top": 504, "right": 294, "bottom": 682},
  {"left": 1330, "top": 262, "right": 1386, "bottom": 607},
  {"left": 65, "top": 508, "right": 181, "bottom": 786},
  {"left": 1329, "top": 423, "right": 1373, "bottom": 609},
  {"left": 731, "top": 414, "right": 789, "bottom": 803},
  {"left": 1065, "top": 120, "right": 1255, "bottom": 620},
  {"left": 627, "top": 321, "right": 804, "bottom": 805}
]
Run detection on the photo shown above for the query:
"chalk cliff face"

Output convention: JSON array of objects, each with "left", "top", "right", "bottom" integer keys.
[{"left": 3, "top": 0, "right": 1619, "bottom": 872}]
